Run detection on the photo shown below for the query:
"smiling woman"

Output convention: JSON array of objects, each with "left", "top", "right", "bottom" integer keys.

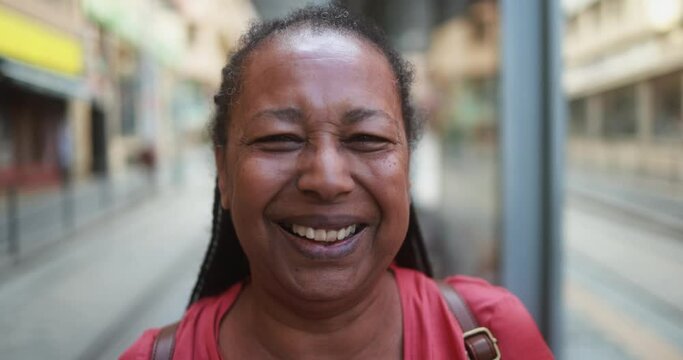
[{"left": 120, "top": 4, "right": 552, "bottom": 360}]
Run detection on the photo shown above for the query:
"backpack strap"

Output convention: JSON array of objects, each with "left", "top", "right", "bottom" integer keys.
[
  {"left": 151, "top": 321, "right": 179, "bottom": 360},
  {"left": 437, "top": 281, "right": 501, "bottom": 360}
]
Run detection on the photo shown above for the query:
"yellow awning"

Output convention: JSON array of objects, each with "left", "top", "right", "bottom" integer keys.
[{"left": 0, "top": 6, "right": 83, "bottom": 76}]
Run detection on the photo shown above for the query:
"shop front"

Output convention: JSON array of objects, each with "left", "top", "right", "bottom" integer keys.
[{"left": 0, "top": 5, "right": 85, "bottom": 190}]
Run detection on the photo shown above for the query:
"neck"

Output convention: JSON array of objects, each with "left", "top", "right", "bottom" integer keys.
[{"left": 226, "top": 270, "right": 402, "bottom": 359}]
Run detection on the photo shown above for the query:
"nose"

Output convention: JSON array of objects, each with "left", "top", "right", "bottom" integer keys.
[{"left": 296, "top": 140, "right": 354, "bottom": 201}]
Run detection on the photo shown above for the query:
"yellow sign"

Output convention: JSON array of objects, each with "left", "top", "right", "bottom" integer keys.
[{"left": 0, "top": 6, "right": 83, "bottom": 76}]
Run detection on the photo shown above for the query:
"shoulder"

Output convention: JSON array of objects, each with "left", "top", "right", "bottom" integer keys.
[
  {"left": 444, "top": 275, "right": 534, "bottom": 327},
  {"left": 444, "top": 275, "right": 513, "bottom": 319},
  {"left": 444, "top": 275, "right": 554, "bottom": 359},
  {"left": 118, "top": 297, "right": 219, "bottom": 360},
  {"left": 118, "top": 283, "right": 243, "bottom": 360},
  {"left": 394, "top": 267, "right": 515, "bottom": 317}
]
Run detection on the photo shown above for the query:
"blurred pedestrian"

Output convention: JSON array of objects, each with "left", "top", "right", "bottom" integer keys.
[
  {"left": 57, "top": 118, "right": 74, "bottom": 228},
  {"left": 121, "top": 4, "right": 552, "bottom": 360},
  {"left": 139, "top": 143, "right": 157, "bottom": 190},
  {"left": 57, "top": 119, "right": 73, "bottom": 186}
]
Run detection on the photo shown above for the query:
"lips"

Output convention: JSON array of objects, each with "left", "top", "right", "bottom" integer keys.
[
  {"left": 275, "top": 214, "right": 368, "bottom": 242},
  {"left": 274, "top": 215, "right": 368, "bottom": 259}
]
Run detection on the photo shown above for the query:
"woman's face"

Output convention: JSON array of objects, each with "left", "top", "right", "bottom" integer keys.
[{"left": 216, "top": 29, "right": 410, "bottom": 302}]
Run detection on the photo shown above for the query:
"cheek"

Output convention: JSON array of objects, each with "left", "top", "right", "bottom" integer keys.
[
  {"left": 229, "top": 150, "right": 294, "bottom": 201},
  {"left": 355, "top": 151, "right": 411, "bottom": 244},
  {"left": 228, "top": 154, "right": 294, "bottom": 240},
  {"left": 369, "top": 152, "right": 410, "bottom": 204}
]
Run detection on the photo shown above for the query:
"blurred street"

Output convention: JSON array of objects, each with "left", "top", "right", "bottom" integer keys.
[
  {"left": 0, "top": 146, "right": 679, "bottom": 359},
  {"left": 1, "top": 0, "right": 683, "bottom": 359},
  {"left": 433, "top": 150, "right": 683, "bottom": 360},
  {"left": 0, "top": 167, "right": 152, "bottom": 262},
  {"left": 565, "top": 186, "right": 683, "bottom": 359},
  {"left": 0, "top": 148, "right": 214, "bottom": 360}
]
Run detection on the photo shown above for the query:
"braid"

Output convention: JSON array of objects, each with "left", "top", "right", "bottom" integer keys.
[
  {"left": 188, "top": 179, "right": 223, "bottom": 304},
  {"left": 189, "top": 179, "right": 250, "bottom": 305},
  {"left": 395, "top": 204, "right": 434, "bottom": 277}
]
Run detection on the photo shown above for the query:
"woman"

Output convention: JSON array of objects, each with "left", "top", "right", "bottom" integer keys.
[{"left": 122, "top": 4, "right": 553, "bottom": 359}]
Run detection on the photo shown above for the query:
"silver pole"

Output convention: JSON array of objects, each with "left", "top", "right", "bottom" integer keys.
[{"left": 500, "top": 0, "right": 565, "bottom": 354}]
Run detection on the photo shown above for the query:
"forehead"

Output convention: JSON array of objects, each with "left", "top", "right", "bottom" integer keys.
[{"left": 234, "top": 28, "right": 400, "bottom": 116}]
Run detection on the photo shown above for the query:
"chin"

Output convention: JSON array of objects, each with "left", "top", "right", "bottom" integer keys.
[{"left": 283, "top": 263, "right": 375, "bottom": 302}]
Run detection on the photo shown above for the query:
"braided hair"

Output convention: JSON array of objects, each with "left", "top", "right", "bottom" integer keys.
[{"left": 189, "top": 3, "right": 433, "bottom": 305}]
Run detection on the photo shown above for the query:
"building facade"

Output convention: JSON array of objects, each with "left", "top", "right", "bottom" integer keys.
[
  {"left": 0, "top": 0, "right": 88, "bottom": 188},
  {"left": 0, "top": 0, "right": 255, "bottom": 192},
  {"left": 565, "top": 0, "right": 683, "bottom": 182}
]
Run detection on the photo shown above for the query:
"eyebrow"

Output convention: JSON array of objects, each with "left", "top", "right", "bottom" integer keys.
[
  {"left": 249, "top": 107, "right": 396, "bottom": 124},
  {"left": 342, "top": 108, "right": 396, "bottom": 125},
  {"left": 250, "top": 107, "right": 303, "bottom": 124}
]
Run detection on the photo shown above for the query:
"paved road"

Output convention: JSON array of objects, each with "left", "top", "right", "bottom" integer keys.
[{"left": 0, "top": 148, "right": 215, "bottom": 360}]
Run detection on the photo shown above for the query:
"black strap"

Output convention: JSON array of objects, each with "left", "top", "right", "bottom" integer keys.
[
  {"left": 151, "top": 322, "right": 179, "bottom": 360},
  {"left": 437, "top": 281, "right": 501, "bottom": 360}
]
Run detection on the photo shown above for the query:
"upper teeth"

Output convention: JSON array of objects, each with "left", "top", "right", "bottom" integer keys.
[{"left": 291, "top": 224, "right": 358, "bottom": 242}]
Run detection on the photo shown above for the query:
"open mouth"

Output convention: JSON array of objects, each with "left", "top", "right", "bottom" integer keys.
[{"left": 279, "top": 223, "right": 366, "bottom": 244}]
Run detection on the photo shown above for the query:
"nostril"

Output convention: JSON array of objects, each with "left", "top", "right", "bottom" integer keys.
[{"left": 296, "top": 173, "right": 354, "bottom": 200}]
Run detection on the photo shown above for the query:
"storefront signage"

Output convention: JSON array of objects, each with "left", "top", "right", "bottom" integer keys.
[{"left": 0, "top": 6, "right": 83, "bottom": 76}]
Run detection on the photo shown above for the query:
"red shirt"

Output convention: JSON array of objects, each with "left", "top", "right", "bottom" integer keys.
[{"left": 120, "top": 266, "right": 553, "bottom": 359}]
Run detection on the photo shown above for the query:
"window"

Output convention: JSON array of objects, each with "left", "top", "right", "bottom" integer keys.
[
  {"left": 652, "top": 72, "right": 682, "bottom": 139},
  {"left": 602, "top": 85, "right": 637, "bottom": 138},
  {"left": 569, "top": 98, "right": 588, "bottom": 136}
]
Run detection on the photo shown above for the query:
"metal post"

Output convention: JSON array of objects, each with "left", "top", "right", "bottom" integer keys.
[
  {"left": 61, "top": 171, "right": 74, "bottom": 231},
  {"left": 7, "top": 183, "right": 19, "bottom": 256},
  {"left": 500, "top": 0, "right": 565, "bottom": 355}
]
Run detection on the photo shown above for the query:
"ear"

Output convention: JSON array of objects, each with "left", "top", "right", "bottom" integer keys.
[{"left": 214, "top": 146, "right": 231, "bottom": 210}]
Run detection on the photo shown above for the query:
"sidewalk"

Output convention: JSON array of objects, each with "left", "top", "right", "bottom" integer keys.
[
  {"left": 0, "top": 166, "right": 153, "bottom": 267},
  {"left": 0, "top": 148, "right": 216, "bottom": 359}
]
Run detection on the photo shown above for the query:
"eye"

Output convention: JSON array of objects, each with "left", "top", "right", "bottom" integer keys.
[
  {"left": 344, "top": 133, "right": 392, "bottom": 152},
  {"left": 251, "top": 134, "right": 304, "bottom": 152}
]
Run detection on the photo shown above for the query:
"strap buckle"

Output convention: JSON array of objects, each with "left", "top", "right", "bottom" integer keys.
[{"left": 463, "top": 327, "right": 501, "bottom": 360}]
